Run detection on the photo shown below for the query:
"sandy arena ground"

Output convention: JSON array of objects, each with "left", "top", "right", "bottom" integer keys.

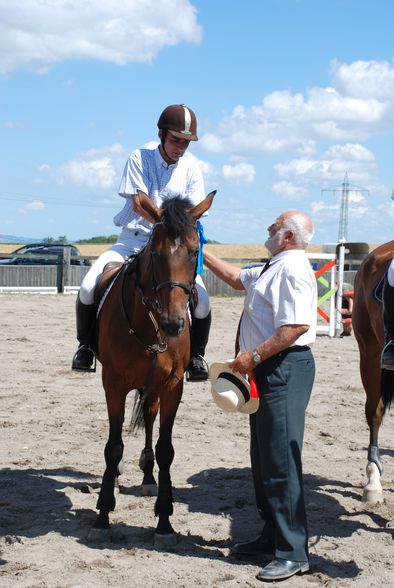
[{"left": 0, "top": 294, "right": 393, "bottom": 587}]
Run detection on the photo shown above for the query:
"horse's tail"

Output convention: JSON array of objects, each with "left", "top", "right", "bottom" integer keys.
[
  {"left": 380, "top": 369, "right": 394, "bottom": 414},
  {"left": 130, "top": 389, "right": 145, "bottom": 432}
]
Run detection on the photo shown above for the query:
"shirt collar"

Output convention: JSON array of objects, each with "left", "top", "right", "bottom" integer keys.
[
  {"left": 269, "top": 248, "right": 307, "bottom": 263},
  {"left": 155, "top": 146, "right": 178, "bottom": 170}
]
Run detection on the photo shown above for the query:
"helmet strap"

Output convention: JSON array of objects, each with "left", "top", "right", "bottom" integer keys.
[{"left": 159, "top": 129, "right": 176, "bottom": 165}]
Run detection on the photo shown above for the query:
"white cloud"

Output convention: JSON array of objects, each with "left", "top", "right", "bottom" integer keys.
[
  {"left": 3, "top": 120, "right": 24, "bottom": 129},
  {"left": 199, "top": 59, "right": 394, "bottom": 155},
  {"left": 274, "top": 143, "right": 379, "bottom": 189},
  {"left": 18, "top": 199, "right": 45, "bottom": 214},
  {"left": 272, "top": 181, "right": 308, "bottom": 200},
  {"left": 193, "top": 155, "right": 255, "bottom": 188},
  {"left": 222, "top": 162, "right": 255, "bottom": 184},
  {"left": 0, "top": 0, "right": 202, "bottom": 75},
  {"left": 332, "top": 59, "right": 394, "bottom": 100},
  {"left": 56, "top": 143, "right": 127, "bottom": 191}
]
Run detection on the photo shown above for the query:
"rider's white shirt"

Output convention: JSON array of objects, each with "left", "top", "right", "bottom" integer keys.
[{"left": 114, "top": 147, "right": 205, "bottom": 234}]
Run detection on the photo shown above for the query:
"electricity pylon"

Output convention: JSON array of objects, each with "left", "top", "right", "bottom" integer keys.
[{"left": 321, "top": 173, "right": 369, "bottom": 336}]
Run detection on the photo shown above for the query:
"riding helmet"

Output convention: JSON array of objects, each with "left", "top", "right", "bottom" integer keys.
[{"left": 157, "top": 104, "right": 198, "bottom": 141}]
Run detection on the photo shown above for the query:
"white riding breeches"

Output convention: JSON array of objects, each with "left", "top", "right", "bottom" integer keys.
[
  {"left": 79, "top": 228, "right": 210, "bottom": 319},
  {"left": 388, "top": 258, "right": 394, "bottom": 287}
]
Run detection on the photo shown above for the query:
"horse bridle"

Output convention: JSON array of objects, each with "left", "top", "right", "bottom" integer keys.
[
  {"left": 136, "top": 220, "right": 198, "bottom": 313},
  {"left": 121, "top": 222, "right": 199, "bottom": 353}
]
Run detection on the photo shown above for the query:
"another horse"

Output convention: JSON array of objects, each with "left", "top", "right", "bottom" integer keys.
[
  {"left": 90, "top": 191, "right": 215, "bottom": 547},
  {"left": 352, "top": 240, "right": 394, "bottom": 502}
]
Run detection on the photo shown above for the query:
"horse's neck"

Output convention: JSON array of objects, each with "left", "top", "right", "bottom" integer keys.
[{"left": 136, "top": 250, "right": 153, "bottom": 292}]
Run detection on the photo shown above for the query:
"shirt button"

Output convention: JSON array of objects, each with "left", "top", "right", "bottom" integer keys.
[{"left": 134, "top": 231, "right": 139, "bottom": 236}]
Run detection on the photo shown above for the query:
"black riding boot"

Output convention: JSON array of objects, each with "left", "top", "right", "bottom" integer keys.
[
  {"left": 187, "top": 311, "right": 212, "bottom": 382},
  {"left": 71, "top": 295, "right": 96, "bottom": 372},
  {"left": 381, "top": 276, "right": 394, "bottom": 370}
]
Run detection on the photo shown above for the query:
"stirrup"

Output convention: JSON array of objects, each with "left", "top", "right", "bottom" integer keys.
[
  {"left": 381, "top": 340, "right": 394, "bottom": 370},
  {"left": 72, "top": 345, "right": 97, "bottom": 373}
]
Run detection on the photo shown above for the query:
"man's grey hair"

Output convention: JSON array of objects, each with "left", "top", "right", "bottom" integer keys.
[{"left": 282, "top": 213, "right": 314, "bottom": 248}]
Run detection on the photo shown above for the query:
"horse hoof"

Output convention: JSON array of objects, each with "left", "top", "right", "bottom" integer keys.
[
  {"left": 154, "top": 532, "right": 178, "bottom": 549},
  {"left": 87, "top": 527, "right": 112, "bottom": 542},
  {"left": 362, "top": 488, "right": 384, "bottom": 503},
  {"left": 142, "top": 484, "right": 158, "bottom": 496}
]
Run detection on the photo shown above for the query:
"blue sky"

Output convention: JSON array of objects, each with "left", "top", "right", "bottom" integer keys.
[{"left": 1, "top": 0, "right": 394, "bottom": 245}]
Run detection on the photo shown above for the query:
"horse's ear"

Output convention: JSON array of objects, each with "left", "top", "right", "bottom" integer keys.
[
  {"left": 190, "top": 190, "right": 216, "bottom": 220},
  {"left": 134, "top": 190, "right": 163, "bottom": 223}
]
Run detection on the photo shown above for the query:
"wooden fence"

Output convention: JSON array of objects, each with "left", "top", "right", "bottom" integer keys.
[{"left": 0, "top": 252, "right": 360, "bottom": 296}]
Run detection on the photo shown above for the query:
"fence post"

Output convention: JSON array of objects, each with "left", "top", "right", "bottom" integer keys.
[{"left": 57, "top": 248, "right": 71, "bottom": 293}]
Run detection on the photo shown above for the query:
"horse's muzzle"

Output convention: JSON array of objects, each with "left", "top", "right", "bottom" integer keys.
[{"left": 160, "top": 315, "right": 185, "bottom": 337}]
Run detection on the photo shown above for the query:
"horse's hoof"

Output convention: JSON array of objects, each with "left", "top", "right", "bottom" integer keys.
[
  {"left": 142, "top": 483, "right": 158, "bottom": 496},
  {"left": 154, "top": 532, "right": 178, "bottom": 549},
  {"left": 362, "top": 488, "right": 384, "bottom": 503},
  {"left": 86, "top": 527, "right": 112, "bottom": 542}
]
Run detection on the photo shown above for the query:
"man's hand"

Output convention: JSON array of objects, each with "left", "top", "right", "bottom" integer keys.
[{"left": 229, "top": 351, "right": 255, "bottom": 375}]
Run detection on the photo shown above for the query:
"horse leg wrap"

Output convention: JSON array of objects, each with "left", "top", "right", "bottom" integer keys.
[
  {"left": 154, "top": 491, "right": 174, "bottom": 518},
  {"left": 96, "top": 442, "right": 124, "bottom": 512},
  {"left": 139, "top": 448, "right": 155, "bottom": 471},
  {"left": 367, "top": 444, "right": 383, "bottom": 475}
]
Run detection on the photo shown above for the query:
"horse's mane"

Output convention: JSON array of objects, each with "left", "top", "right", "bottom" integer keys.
[{"left": 161, "top": 197, "right": 195, "bottom": 239}]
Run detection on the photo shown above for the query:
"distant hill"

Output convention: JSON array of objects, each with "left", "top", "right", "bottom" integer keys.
[{"left": 0, "top": 234, "right": 41, "bottom": 244}]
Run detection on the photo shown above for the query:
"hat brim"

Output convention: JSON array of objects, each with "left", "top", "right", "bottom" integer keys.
[
  {"left": 209, "top": 362, "right": 259, "bottom": 415},
  {"left": 167, "top": 129, "right": 198, "bottom": 141}
]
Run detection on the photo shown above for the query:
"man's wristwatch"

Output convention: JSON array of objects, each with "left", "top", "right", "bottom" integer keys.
[{"left": 252, "top": 348, "right": 262, "bottom": 364}]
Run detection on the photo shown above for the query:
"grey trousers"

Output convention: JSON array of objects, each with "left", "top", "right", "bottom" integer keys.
[{"left": 250, "top": 346, "right": 315, "bottom": 562}]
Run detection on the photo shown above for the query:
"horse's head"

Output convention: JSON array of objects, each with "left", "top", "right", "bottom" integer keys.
[{"left": 135, "top": 191, "right": 215, "bottom": 338}]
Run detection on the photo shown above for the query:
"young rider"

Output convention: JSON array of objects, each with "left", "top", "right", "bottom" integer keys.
[{"left": 71, "top": 104, "right": 212, "bottom": 381}]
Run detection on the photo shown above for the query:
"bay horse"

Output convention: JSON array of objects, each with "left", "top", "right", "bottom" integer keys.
[
  {"left": 90, "top": 190, "right": 215, "bottom": 547},
  {"left": 352, "top": 240, "right": 394, "bottom": 503}
]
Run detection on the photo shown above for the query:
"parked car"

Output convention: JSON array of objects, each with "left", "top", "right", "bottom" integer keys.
[{"left": 0, "top": 243, "right": 91, "bottom": 266}]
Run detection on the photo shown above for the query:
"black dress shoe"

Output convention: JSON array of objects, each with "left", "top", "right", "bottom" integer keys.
[
  {"left": 231, "top": 535, "right": 274, "bottom": 557},
  {"left": 256, "top": 558, "right": 309, "bottom": 581}
]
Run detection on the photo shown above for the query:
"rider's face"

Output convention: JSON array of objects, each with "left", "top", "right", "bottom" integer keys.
[{"left": 160, "top": 131, "right": 190, "bottom": 163}]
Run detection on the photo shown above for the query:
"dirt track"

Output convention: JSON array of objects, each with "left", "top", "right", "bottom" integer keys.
[{"left": 0, "top": 294, "right": 393, "bottom": 587}]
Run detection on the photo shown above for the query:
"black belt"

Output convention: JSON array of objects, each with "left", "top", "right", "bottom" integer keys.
[
  {"left": 275, "top": 345, "right": 311, "bottom": 359},
  {"left": 287, "top": 345, "right": 310, "bottom": 352}
]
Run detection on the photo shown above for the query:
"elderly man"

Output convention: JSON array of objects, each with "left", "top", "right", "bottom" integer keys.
[{"left": 204, "top": 210, "right": 317, "bottom": 582}]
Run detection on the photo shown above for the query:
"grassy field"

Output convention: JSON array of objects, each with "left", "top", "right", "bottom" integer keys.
[{"left": 0, "top": 242, "right": 327, "bottom": 260}]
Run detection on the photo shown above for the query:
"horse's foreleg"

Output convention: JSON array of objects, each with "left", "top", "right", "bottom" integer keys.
[
  {"left": 140, "top": 394, "right": 159, "bottom": 496},
  {"left": 91, "top": 389, "right": 126, "bottom": 537},
  {"left": 154, "top": 433, "right": 175, "bottom": 547},
  {"left": 153, "top": 381, "right": 182, "bottom": 549}
]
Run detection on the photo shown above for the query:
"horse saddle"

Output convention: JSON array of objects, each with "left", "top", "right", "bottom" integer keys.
[
  {"left": 90, "top": 258, "right": 138, "bottom": 353},
  {"left": 94, "top": 261, "right": 125, "bottom": 306}
]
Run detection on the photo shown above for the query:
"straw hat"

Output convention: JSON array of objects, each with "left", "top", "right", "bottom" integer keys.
[{"left": 209, "top": 362, "right": 260, "bottom": 414}]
